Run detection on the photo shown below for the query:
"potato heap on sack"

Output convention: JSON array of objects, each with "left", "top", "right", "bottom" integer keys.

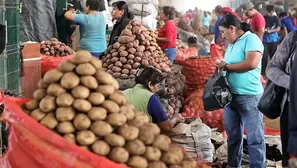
[
  {"left": 23, "top": 50, "right": 197, "bottom": 168},
  {"left": 40, "top": 38, "right": 74, "bottom": 57},
  {"left": 102, "top": 20, "right": 171, "bottom": 78}
]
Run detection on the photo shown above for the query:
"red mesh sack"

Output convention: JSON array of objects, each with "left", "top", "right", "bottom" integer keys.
[
  {"left": 0, "top": 96, "right": 126, "bottom": 168},
  {"left": 182, "top": 56, "right": 217, "bottom": 98},
  {"left": 41, "top": 55, "right": 72, "bottom": 76},
  {"left": 174, "top": 48, "right": 198, "bottom": 65}
]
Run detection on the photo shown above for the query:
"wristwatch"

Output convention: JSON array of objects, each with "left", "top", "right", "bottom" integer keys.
[{"left": 223, "top": 63, "right": 228, "bottom": 71}]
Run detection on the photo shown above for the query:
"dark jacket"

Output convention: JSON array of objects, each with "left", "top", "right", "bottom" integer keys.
[{"left": 108, "top": 17, "right": 131, "bottom": 46}]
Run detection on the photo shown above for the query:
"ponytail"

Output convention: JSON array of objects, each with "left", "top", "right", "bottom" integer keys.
[
  {"left": 240, "top": 22, "right": 252, "bottom": 32},
  {"left": 219, "top": 14, "right": 252, "bottom": 33}
]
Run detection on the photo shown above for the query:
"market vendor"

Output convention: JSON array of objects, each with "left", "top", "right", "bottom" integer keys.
[
  {"left": 64, "top": 0, "right": 107, "bottom": 58},
  {"left": 157, "top": 6, "right": 177, "bottom": 63},
  {"left": 124, "top": 67, "right": 183, "bottom": 135},
  {"left": 108, "top": 1, "right": 134, "bottom": 46}
]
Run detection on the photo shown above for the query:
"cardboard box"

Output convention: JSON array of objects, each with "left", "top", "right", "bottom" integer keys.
[{"left": 264, "top": 116, "right": 280, "bottom": 130}]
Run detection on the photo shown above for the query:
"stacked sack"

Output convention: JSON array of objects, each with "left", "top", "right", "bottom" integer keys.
[
  {"left": 175, "top": 48, "right": 198, "bottom": 65},
  {"left": 22, "top": 50, "right": 198, "bottom": 168},
  {"left": 102, "top": 20, "right": 171, "bottom": 78}
]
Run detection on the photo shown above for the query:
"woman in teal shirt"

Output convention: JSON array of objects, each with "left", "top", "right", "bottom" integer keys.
[
  {"left": 64, "top": 0, "right": 106, "bottom": 58},
  {"left": 216, "top": 14, "right": 266, "bottom": 168},
  {"left": 202, "top": 11, "right": 210, "bottom": 31}
]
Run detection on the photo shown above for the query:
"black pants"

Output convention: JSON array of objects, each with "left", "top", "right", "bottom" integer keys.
[
  {"left": 281, "top": 102, "right": 290, "bottom": 167},
  {"left": 262, "top": 42, "right": 278, "bottom": 74}
]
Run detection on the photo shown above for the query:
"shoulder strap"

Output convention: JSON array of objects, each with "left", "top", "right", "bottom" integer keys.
[{"left": 286, "top": 31, "right": 297, "bottom": 75}]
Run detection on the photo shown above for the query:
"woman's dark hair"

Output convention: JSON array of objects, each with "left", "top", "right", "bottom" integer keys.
[
  {"left": 266, "top": 5, "right": 275, "bottom": 13},
  {"left": 162, "top": 6, "right": 176, "bottom": 20},
  {"left": 188, "top": 36, "right": 198, "bottom": 44},
  {"left": 135, "top": 67, "right": 165, "bottom": 90},
  {"left": 112, "top": 1, "right": 134, "bottom": 19},
  {"left": 279, "top": 12, "right": 288, "bottom": 18},
  {"left": 215, "top": 5, "right": 222, "bottom": 14},
  {"left": 204, "top": 11, "right": 207, "bottom": 17},
  {"left": 219, "top": 14, "right": 252, "bottom": 32},
  {"left": 86, "top": 0, "right": 105, "bottom": 11}
]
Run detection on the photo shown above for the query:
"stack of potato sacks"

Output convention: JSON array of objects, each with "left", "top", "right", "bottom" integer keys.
[
  {"left": 102, "top": 20, "right": 171, "bottom": 78},
  {"left": 22, "top": 50, "right": 197, "bottom": 168}
]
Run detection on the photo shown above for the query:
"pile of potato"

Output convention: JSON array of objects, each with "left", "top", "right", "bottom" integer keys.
[
  {"left": 22, "top": 50, "right": 197, "bottom": 168},
  {"left": 102, "top": 20, "right": 171, "bottom": 78},
  {"left": 176, "top": 40, "right": 188, "bottom": 49},
  {"left": 41, "top": 38, "right": 74, "bottom": 57}
]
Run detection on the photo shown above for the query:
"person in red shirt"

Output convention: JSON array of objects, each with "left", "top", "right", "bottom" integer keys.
[
  {"left": 241, "top": 2, "right": 265, "bottom": 40},
  {"left": 157, "top": 6, "right": 177, "bottom": 63},
  {"left": 221, "top": 7, "right": 242, "bottom": 21}
]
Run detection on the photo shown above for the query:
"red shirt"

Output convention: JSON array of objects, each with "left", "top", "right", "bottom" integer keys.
[
  {"left": 250, "top": 12, "right": 266, "bottom": 40},
  {"left": 187, "top": 13, "right": 193, "bottom": 20},
  {"left": 158, "top": 20, "right": 177, "bottom": 49}
]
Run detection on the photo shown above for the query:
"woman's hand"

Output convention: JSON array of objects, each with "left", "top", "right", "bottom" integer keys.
[{"left": 216, "top": 60, "right": 228, "bottom": 70}]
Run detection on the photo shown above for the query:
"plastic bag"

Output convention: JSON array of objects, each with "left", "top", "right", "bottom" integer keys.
[
  {"left": 0, "top": 96, "right": 126, "bottom": 168},
  {"left": 130, "top": 4, "right": 156, "bottom": 17},
  {"left": 203, "top": 68, "right": 232, "bottom": 111},
  {"left": 41, "top": 55, "right": 72, "bottom": 76}
]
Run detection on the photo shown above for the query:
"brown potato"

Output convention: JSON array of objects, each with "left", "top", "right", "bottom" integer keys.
[
  {"left": 47, "top": 83, "right": 66, "bottom": 96},
  {"left": 76, "top": 63, "right": 96, "bottom": 76},
  {"left": 71, "top": 50, "right": 92, "bottom": 64},
  {"left": 118, "top": 45, "right": 127, "bottom": 52},
  {"left": 134, "top": 57, "right": 141, "bottom": 62},
  {"left": 38, "top": 79, "right": 49, "bottom": 89},
  {"left": 40, "top": 113, "right": 58, "bottom": 129},
  {"left": 109, "top": 147, "right": 129, "bottom": 163},
  {"left": 140, "top": 123, "right": 161, "bottom": 136},
  {"left": 92, "top": 140, "right": 110, "bottom": 156},
  {"left": 120, "top": 51, "right": 129, "bottom": 57},
  {"left": 60, "top": 72, "right": 80, "bottom": 89},
  {"left": 134, "top": 52, "right": 142, "bottom": 57},
  {"left": 123, "top": 64, "right": 132, "bottom": 70},
  {"left": 33, "top": 89, "right": 47, "bottom": 100},
  {"left": 112, "top": 66, "right": 122, "bottom": 72},
  {"left": 71, "top": 85, "right": 90, "bottom": 99},
  {"left": 73, "top": 99, "right": 92, "bottom": 112},
  {"left": 113, "top": 72, "right": 121, "bottom": 78},
  {"left": 126, "top": 42, "right": 133, "bottom": 48},
  {"left": 118, "top": 124, "right": 139, "bottom": 141},
  {"left": 88, "top": 92, "right": 105, "bottom": 105},
  {"left": 95, "top": 70, "right": 120, "bottom": 90},
  {"left": 127, "top": 54, "right": 134, "bottom": 59},
  {"left": 88, "top": 107, "right": 107, "bottom": 121},
  {"left": 111, "top": 57, "right": 119, "bottom": 63},
  {"left": 127, "top": 48, "right": 136, "bottom": 54},
  {"left": 113, "top": 42, "right": 121, "bottom": 49},
  {"left": 63, "top": 134, "right": 76, "bottom": 144},
  {"left": 127, "top": 156, "right": 148, "bottom": 168},
  {"left": 120, "top": 57, "right": 127, "bottom": 63},
  {"left": 91, "top": 121, "right": 113, "bottom": 136},
  {"left": 169, "top": 165, "right": 182, "bottom": 168},
  {"left": 96, "top": 85, "right": 115, "bottom": 96},
  {"left": 76, "top": 130, "right": 96, "bottom": 146},
  {"left": 148, "top": 161, "right": 167, "bottom": 168},
  {"left": 180, "top": 160, "right": 197, "bottom": 168},
  {"left": 144, "top": 146, "right": 162, "bottom": 161},
  {"left": 127, "top": 59, "right": 134, "bottom": 65},
  {"left": 120, "top": 105, "right": 136, "bottom": 120},
  {"left": 26, "top": 99, "right": 40, "bottom": 110},
  {"left": 153, "top": 135, "right": 171, "bottom": 151},
  {"left": 161, "top": 145, "right": 184, "bottom": 165},
  {"left": 125, "top": 139, "right": 146, "bottom": 155},
  {"left": 138, "top": 131, "right": 155, "bottom": 145},
  {"left": 122, "top": 69, "right": 130, "bottom": 75},
  {"left": 73, "top": 114, "right": 91, "bottom": 131},
  {"left": 89, "top": 57, "right": 102, "bottom": 69},
  {"left": 43, "top": 69, "right": 64, "bottom": 84},
  {"left": 133, "top": 62, "right": 141, "bottom": 69},
  {"left": 40, "top": 96, "right": 56, "bottom": 112},
  {"left": 106, "top": 113, "right": 127, "bottom": 127},
  {"left": 56, "top": 93, "right": 74, "bottom": 107},
  {"left": 80, "top": 76, "right": 98, "bottom": 89},
  {"left": 128, "top": 112, "right": 150, "bottom": 127},
  {"left": 130, "top": 69, "right": 137, "bottom": 75},
  {"left": 57, "top": 121, "right": 75, "bottom": 134},
  {"left": 115, "top": 61, "right": 123, "bottom": 67},
  {"left": 111, "top": 52, "right": 119, "bottom": 57},
  {"left": 56, "top": 107, "right": 75, "bottom": 121},
  {"left": 30, "top": 109, "right": 46, "bottom": 121},
  {"left": 104, "top": 133, "right": 125, "bottom": 147},
  {"left": 59, "top": 60, "right": 76, "bottom": 72},
  {"left": 102, "top": 100, "right": 120, "bottom": 113}
]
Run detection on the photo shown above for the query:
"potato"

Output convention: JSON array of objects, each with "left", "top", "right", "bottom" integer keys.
[
  {"left": 56, "top": 107, "right": 75, "bottom": 121},
  {"left": 47, "top": 83, "right": 66, "bottom": 96},
  {"left": 104, "top": 133, "right": 125, "bottom": 147},
  {"left": 121, "top": 74, "right": 129, "bottom": 78},
  {"left": 33, "top": 89, "right": 47, "bottom": 100},
  {"left": 113, "top": 73, "right": 121, "bottom": 78},
  {"left": 26, "top": 99, "right": 39, "bottom": 110},
  {"left": 144, "top": 146, "right": 162, "bottom": 161},
  {"left": 73, "top": 99, "right": 92, "bottom": 112},
  {"left": 130, "top": 69, "right": 137, "bottom": 75},
  {"left": 120, "top": 51, "right": 129, "bottom": 57},
  {"left": 123, "top": 64, "right": 132, "bottom": 70},
  {"left": 110, "top": 49, "right": 117, "bottom": 54},
  {"left": 111, "top": 52, "right": 119, "bottom": 57},
  {"left": 128, "top": 112, "right": 150, "bottom": 126},
  {"left": 37, "top": 79, "right": 49, "bottom": 89},
  {"left": 57, "top": 121, "right": 75, "bottom": 134},
  {"left": 95, "top": 70, "right": 119, "bottom": 89},
  {"left": 96, "top": 85, "right": 115, "bottom": 96},
  {"left": 133, "top": 62, "right": 141, "bottom": 69},
  {"left": 63, "top": 134, "right": 76, "bottom": 144},
  {"left": 169, "top": 165, "right": 182, "bottom": 168},
  {"left": 111, "top": 57, "right": 119, "bottom": 63},
  {"left": 109, "top": 92, "right": 127, "bottom": 105},
  {"left": 56, "top": 93, "right": 74, "bottom": 107},
  {"left": 140, "top": 123, "right": 161, "bottom": 136},
  {"left": 148, "top": 161, "right": 167, "bottom": 168},
  {"left": 91, "top": 121, "right": 113, "bottom": 136},
  {"left": 126, "top": 42, "right": 134, "bottom": 48},
  {"left": 161, "top": 145, "right": 184, "bottom": 165},
  {"left": 120, "top": 57, "right": 127, "bottom": 63},
  {"left": 73, "top": 113, "right": 91, "bottom": 130},
  {"left": 118, "top": 46, "right": 127, "bottom": 52},
  {"left": 137, "top": 45, "right": 145, "bottom": 52},
  {"left": 118, "top": 35, "right": 135, "bottom": 44},
  {"left": 43, "top": 69, "right": 63, "bottom": 84},
  {"left": 76, "top": 130, "right": 96, "bottom": 146},
  {"left": 102, "top": 100, "right": 120, "bottom": 113},
  {"left": 108, "top": 64, "right": 114, "bottom": 69},
  {"left": 122, "top": 69, "right": 130, "bottom": 75},
  {"left": 40, "top": 113, "right": 58, "bottom": 129},
  {"left": 127, "top": 48, "right": 136, "bottom": 54},
  {"left": 120, "top": 105, "right": 136, "bottom": 120},
  {"left": 121, "top": 29, "right": 132, "bottom": 36},
  {"left": 106, "top": 113, "right": 127, "bottom": 127},
  {"left": 40, "top": 96, "right": 56, "bottom": 112},
  {"left": 134, "top": 52, "right": 142, "bottom": 57},
  {"left": 109, "top": 147, "right": 129, "bottom": 163},
  {"left": 180, "top": 161, "right": 197, "bottom": 168},
  {"left": 71, "top": 85, "right": 90, "bottom": 99},
  {"left": 115, "top": 61, "right": 123, "bottom": 67},
  {"left": 103, "top": 63, "right": 108, "bottom": 68},
  {"left": 138, "top": 131, "right": 155, "bottom": 145},
  {"left": 60, "top": 72, "right": 80, "bottom": 89},
  {"left": 127, "top": 59, "right": 134, "bottom": 65},
  {"left": 134, "top": 57, "right": 142, "bottom": 62},
  {"left": 125, "top": 139, "right": 146, "bottom": 155},
  {"left": 87, "top": 93, "right": 104, "bottom": 106},
  {"left": 118, "top": 124, "right": 139, "bottom": 141},
  {"left": 153, "top": 135, "right": 171, "bottom": 151},
  {"left": 92, "top": 140, "right": 111, "bottom": 156},
  {"left": 59, "top": 60, "right": 76, "bottom": 72},
  {"left": 88, "top": 107, "right": 107, "bottom": 121},
  {"left": 127, "top": 156, "right": 148, "bottom": 168},
  {"left": 141, "top": 59, "right": 149, "bottom": 66},
  {"left": 76, "top": 63, "right": 96, "bottom": 76},
  {"left": 30, "top": 109, "right": 46, "bottom": 121},
  {"left": 80, "top": 76, "right": 98, "bottom": 89},
  {"left": 112, "top": 66, "right": 122, "bottom": 73},
  {"left": 71, "top": 50, "right": 92, "bottom": 64},
  {"left": 127, "top": 54, "right": 135, "bottom": 60}
]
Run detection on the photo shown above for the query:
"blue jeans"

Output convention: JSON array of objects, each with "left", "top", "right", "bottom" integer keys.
[
  {"left": 163, "top": 48, "right": 177, "bottom": 63},
  {"left": 224, "top": 94, "right": 266, "bottom": 168},
  {"left": 90, "top": 52, "right": 104, "bottom": 58}
]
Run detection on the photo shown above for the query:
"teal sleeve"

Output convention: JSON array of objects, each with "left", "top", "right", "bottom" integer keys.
[
  {"left": 244, "top": 34, "right": 264, "bottom": 54},
  {"left": 74, "top": 14, "right": 87, "bottom": 25}
]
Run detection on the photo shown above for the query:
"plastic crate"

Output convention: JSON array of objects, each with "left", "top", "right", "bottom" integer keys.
[{"left": 5, "top": 3, "right": 20, "bottom": 53}]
